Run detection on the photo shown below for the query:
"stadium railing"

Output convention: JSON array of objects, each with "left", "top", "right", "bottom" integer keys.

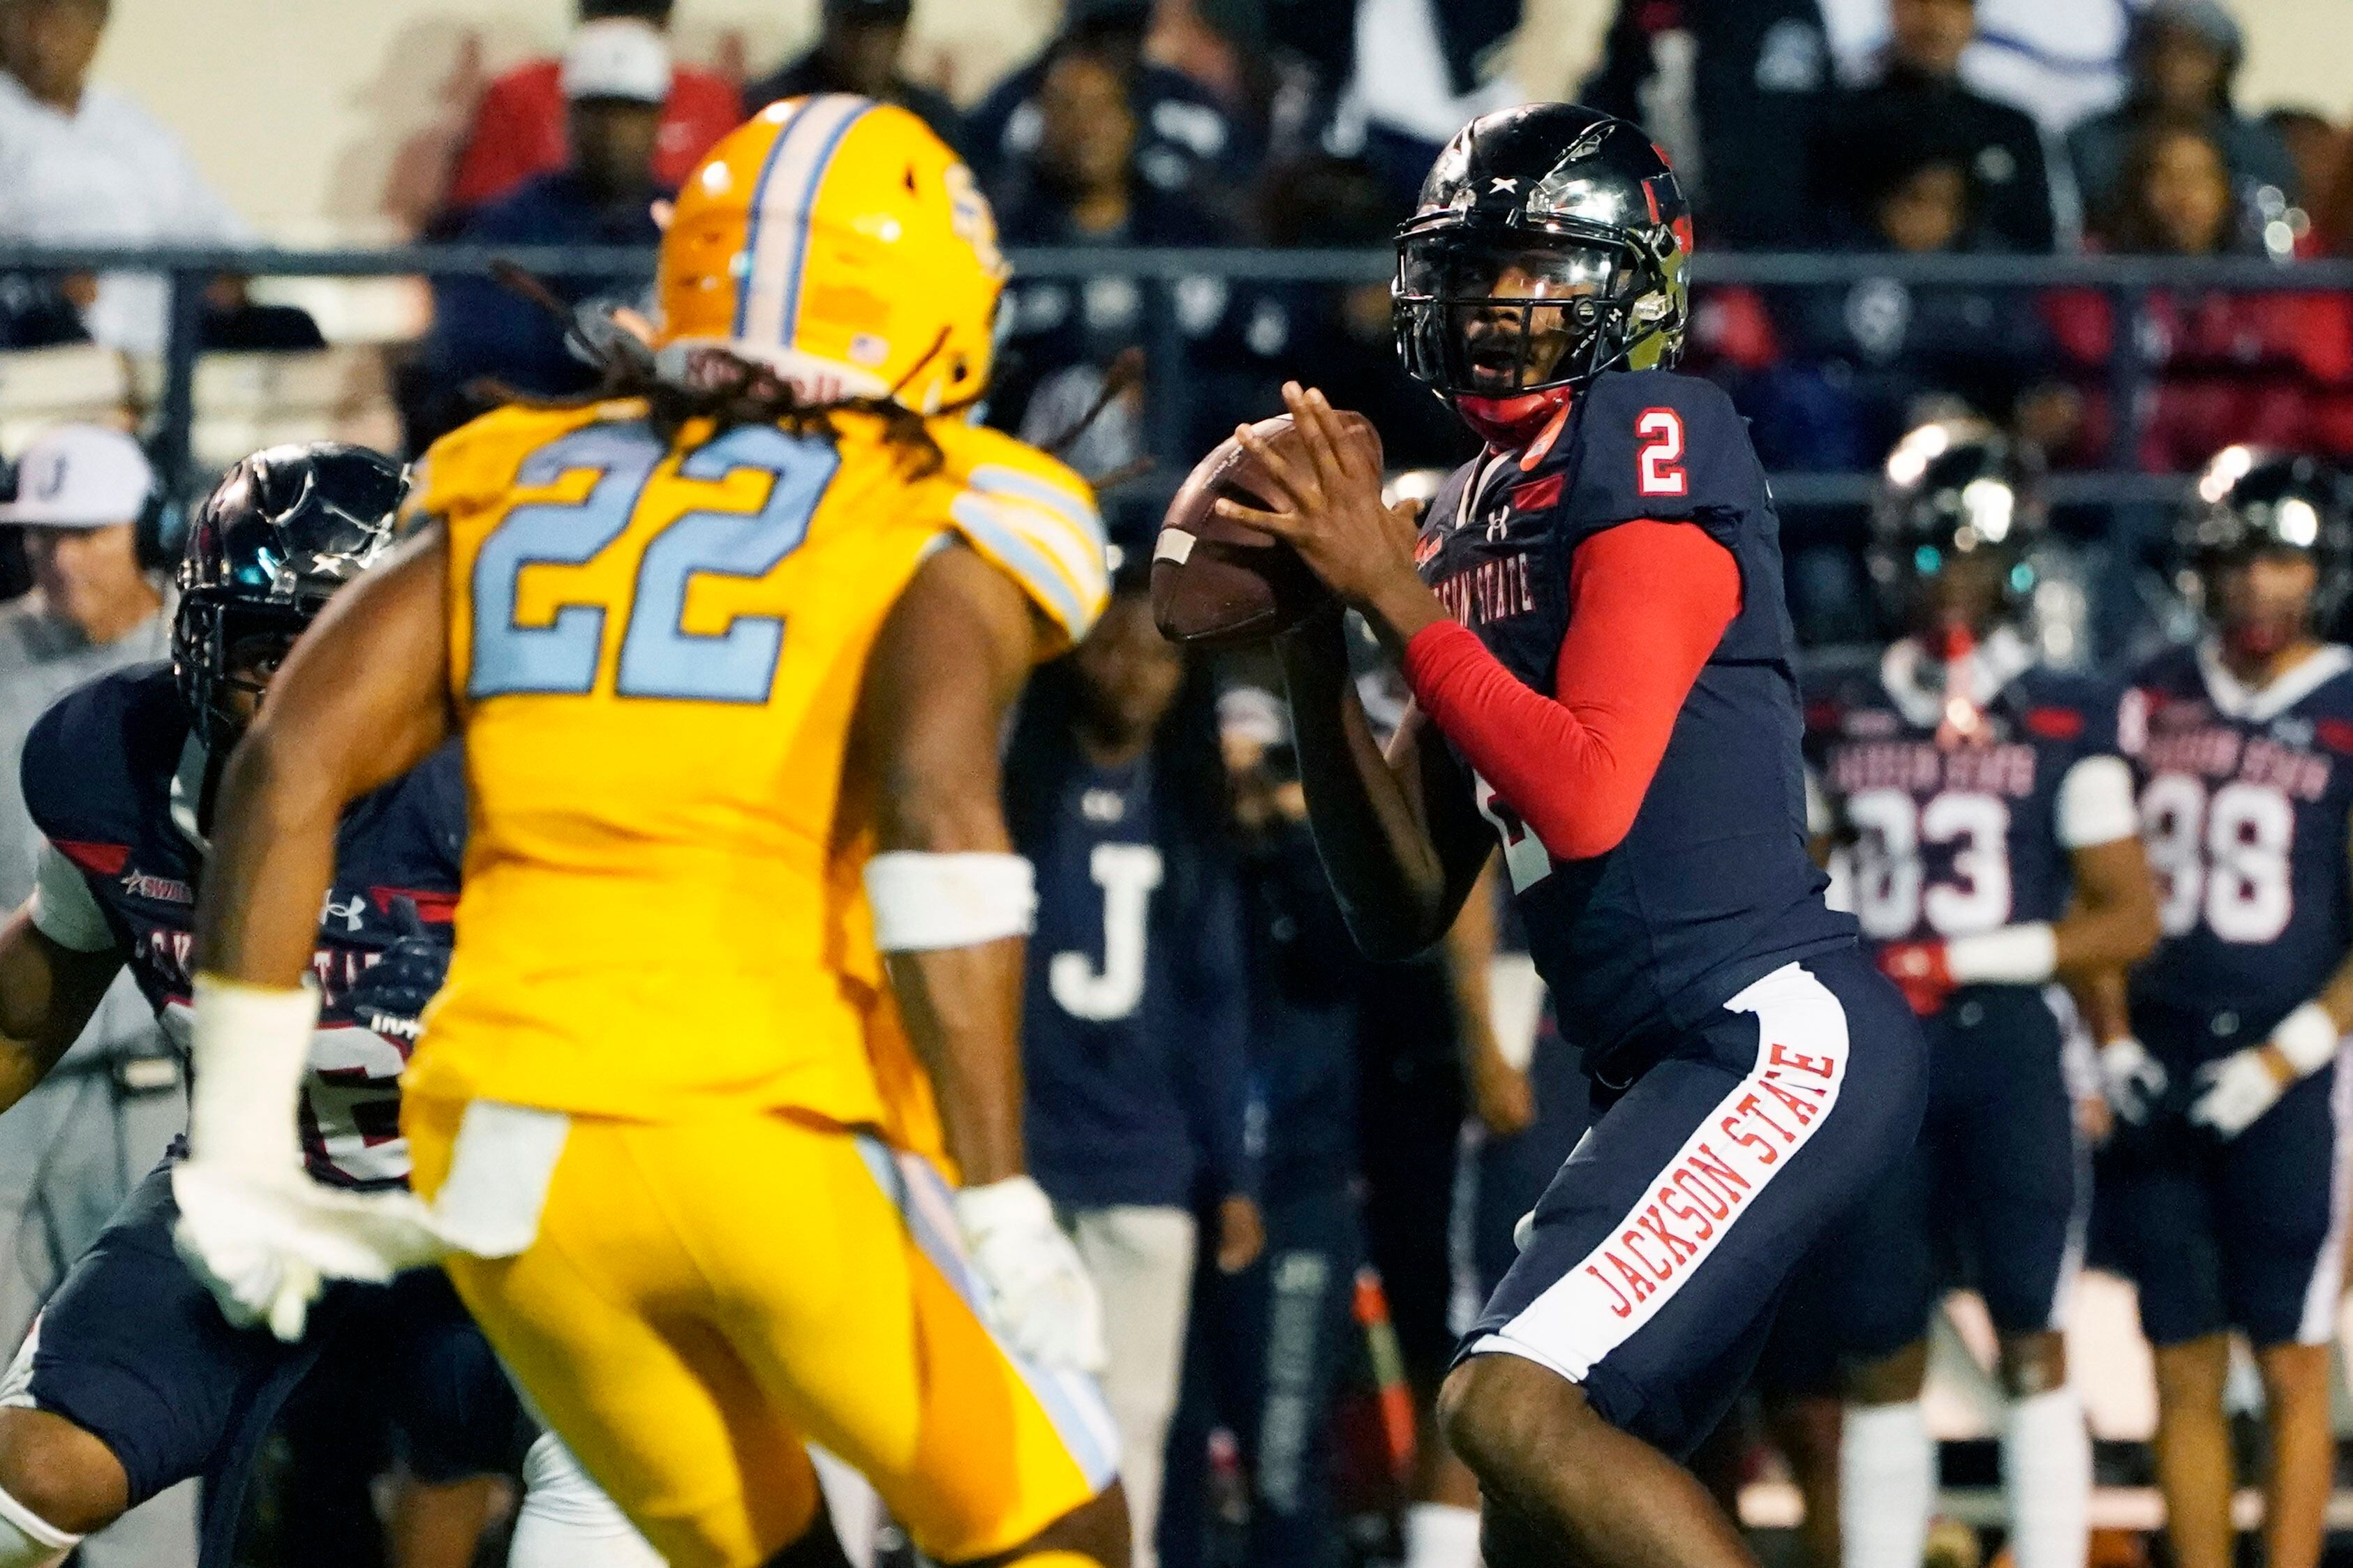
[{"left": 2, "top": 243, "right": 2349, "bottom": 512}]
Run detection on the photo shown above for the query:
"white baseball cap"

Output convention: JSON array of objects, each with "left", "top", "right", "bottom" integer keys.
[
  {"left": 0, "top": 426, "right": 154, "bottom": 528},
  {"left": 561, "top": 18, "right": 673, "bottom": 105}
]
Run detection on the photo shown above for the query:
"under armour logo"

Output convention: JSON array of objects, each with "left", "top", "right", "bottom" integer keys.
[
  {"left": 321, "top": 893, "right": 366, "bottom": 932},
  {"left": 1489, "top": 177, "right": 1520, "bottom": 194}
]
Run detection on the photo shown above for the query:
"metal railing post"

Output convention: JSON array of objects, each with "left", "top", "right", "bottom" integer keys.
[
  {"left": 153, "top": 267, "right": 206, "bottom": 498},
  {"left": 1144, "top": 274, "right": 1188, "bottom": 475}
]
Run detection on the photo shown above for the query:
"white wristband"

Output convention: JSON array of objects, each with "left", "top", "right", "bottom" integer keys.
[
  {"left": 187, "top": 973, "right": 318, "bottom": 1177},
  {"left": 1944, "top": 923, "right": 2058, "bottom": 985},
  {"left": 864, "top": 851, "right": 1037, "bottom": 953},
  {"left": 2271, "top": 1001, "right": 2342, "bottom": 1077}
]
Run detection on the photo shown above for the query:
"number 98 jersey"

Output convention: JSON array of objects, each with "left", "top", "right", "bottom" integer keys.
[
  {"left": 1805, "top": 632, "right": 2131, "bottom": 948},
  {"left": 410, "top": 399, "right": 1106, "bottom": 1129},
  {"left": 2123, "top": 642, "right": 2353, "bottom": 1037}
]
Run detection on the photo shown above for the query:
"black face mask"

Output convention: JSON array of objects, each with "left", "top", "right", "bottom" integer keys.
[{"left": 1394, "top": 233, "right": 1631, "bottom": 398}]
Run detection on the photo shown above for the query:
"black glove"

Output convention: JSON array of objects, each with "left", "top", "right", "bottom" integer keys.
[{"left": 346, "top": 898, "right": 450, "bottom": 1045}]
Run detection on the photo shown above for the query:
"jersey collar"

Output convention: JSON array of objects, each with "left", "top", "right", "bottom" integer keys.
[
  {"left": 169, "top": 734, "right": 210, "bottom": 853},
  {"left": 1878, "top": 625, "right": 2036, "bottom": 731},
  {"left": 2195, "top": 639, "right": 2353, "bottom": 722}
]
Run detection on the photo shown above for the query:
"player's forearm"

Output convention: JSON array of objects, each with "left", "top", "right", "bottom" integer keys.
[
  {"left": 2069, "top": 969, "right": 2135, "bottom": 1044},
  {"left": 1442, "top": 860, "right": 1506, "bottom": 1070},
  {"left": 193, "top": 729, "right": 345, "bottom": 989},
  {"left": 1276, "top": 619, "right": 1455, "bottom": 957},
  {"left": 886, "top": 939, "right": 1029, "bottom": 1185},
  {"left": 2051, "top": 837, "right": 2162, "bottom": 980},
  {"left": 0, "top": 909, "right": 112, "bottom": 1111}
]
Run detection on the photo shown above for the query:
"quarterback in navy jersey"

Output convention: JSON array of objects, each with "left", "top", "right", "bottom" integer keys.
[
  {"left": 1804, "top": 424, "right": 2158, "bottom": 1568},
  {"left": 1221, "top": 104, "right": 1927, "bottom": 1568},
  {"left": 2107, "top": 449, "right": 2353, "bottom": 1568},
  {"left": 0, "top": 448, "right": 637, "bottom": 1568}
]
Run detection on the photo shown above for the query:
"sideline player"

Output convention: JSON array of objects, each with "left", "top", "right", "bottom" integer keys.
[
  {"left": 0, "top": 445, "right": 644, "bottom": 1568},
  {"left": 2107, "top": 448, "right": 2353, "bottom": 1568},
  {"left": 170, "top": 98, "right": 1129, "bottom": 1568},
  {"left": 1219, "top": 104, "right": 1927, "bottom": 1568},
  {"left": 1804, "top": 423, "right": 2159, "bottom": 1568}
]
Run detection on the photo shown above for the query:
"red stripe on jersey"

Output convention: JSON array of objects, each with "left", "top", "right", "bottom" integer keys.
[
  {"left": 2024, "top": 706, "right": 2085, "bottom": 740},
  {"left": 1511, "top": 474, "right": 1565, "bottom": 513},
  {"left": 2316, "top": 718, "right": 2353, "bottom": 754},
  {"left": 369, "top": 887, "right": 457, "bottom": 923},
  {"left": 54, "top": 839, "right": 128, "bottom": 876}
]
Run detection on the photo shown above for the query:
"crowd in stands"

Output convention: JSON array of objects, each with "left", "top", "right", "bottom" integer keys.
[{"left": 3, "top": 0, "right": 2350, "bottom": 497}]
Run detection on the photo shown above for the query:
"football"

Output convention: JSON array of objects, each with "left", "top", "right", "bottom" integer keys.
[{"left": 1150, "top": 411, "right": 1382, "bottom": 647}]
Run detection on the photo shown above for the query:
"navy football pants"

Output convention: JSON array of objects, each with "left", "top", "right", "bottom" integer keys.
[
  {"left": 2104, "top": 1003, "right": 2350, "bottom": 1349},
  {"left": 0, "top": 1154, "right": 526, "bottom": 1566},
  {"left": 1834, "top": 983, "right": 2087, "bottom": 1361},
  {"left": 1460, "top": 948, "right": 1926, "bottom": 1457}
]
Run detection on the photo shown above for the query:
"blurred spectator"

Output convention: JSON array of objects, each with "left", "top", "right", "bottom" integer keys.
[
  {"left": 0, "top": 0, "right": 321, "bottom": 354},
  {"left": 2065, "top": 1, "right": 2299, "bottom": 230},
  {"left": 1161, "top": 687, "right": 1372, "bottom": 1568},
  {"left": 1248, "top": 154, "right": 1469, "bottom": 472},
  {"left": 741, "top": 0, "right": 964, "bottom": 155},
  {"left": 1006, "top": 569, "right": 1259, "bottom": 1568},
  {"left": 411, "top": 22, "right": 670, "bottom": 447},
  {"left": 1582, "top": 0, "right": 1833, "bottom": 249},
  {"left": 1716, "top": 132, "right": 2056, "bottom": 473},
  {"left": 1818, "top": 0, "right": 2135, "bottom": 133},
  {"left": 1811, "top": 0, "right": 2059, "bottom": 253},
  {"left": 966, "top": 0, "right": 1254, "bottom": 211},
  {"left": 2047, "top": 120, "right": 2353, "bottom": 472},
  {"left": 440, "top": 0, "right": 736, "bottom": 218},
  {"left": 0, "top": 427, "right": 177, "bottom": 1364},
  {"left": 2265, "top": 108, "right": 2343, "bottom": 216},
  {"left": 989, "top": 36, "right": 1272, "bottom": 476},
  {"left": 1336, "top": 0, "right": 1524, "bottom": 208}
]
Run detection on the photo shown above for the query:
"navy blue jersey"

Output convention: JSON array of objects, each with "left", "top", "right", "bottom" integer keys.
[
  {"left": 1020, "top": 756, "right": 1251, "bottom": 1209},
  {"left": 20, "top": 664, "right": 466, "bottom": 1189},
  {"left": 1806, "top": 639, "right": 2125, "bottom": 948},
  {"left": 1414, "top": 368, "right": 1853, "bottom": 1078},
  {"left": 2123, "top": 642, "right": 2353, "bottom": 1033}
]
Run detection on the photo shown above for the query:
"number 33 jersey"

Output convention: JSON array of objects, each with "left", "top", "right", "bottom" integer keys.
[
  {"left": 1805, "top": 627, "right": 2137, "bottom": 951},
  {"left": 410, "top": 400, "right": 1107, "bottom": 1128},
  {"left": 2123, "top": 641, "right": 2353, "bottom": 1033}
]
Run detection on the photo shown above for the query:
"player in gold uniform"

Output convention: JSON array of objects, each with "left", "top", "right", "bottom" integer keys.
[{"left": 165, "top": 96, "right": 1129, "bottom": 1568}]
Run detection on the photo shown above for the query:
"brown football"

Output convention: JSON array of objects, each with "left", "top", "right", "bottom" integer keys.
[{"left": 1150, "top": 411, "right": 1382, "bottom": 648}]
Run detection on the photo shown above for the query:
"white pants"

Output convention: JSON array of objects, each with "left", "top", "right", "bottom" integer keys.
[{"left": 1067, "top": 1205, "right": 1198, "bottom": 1568}]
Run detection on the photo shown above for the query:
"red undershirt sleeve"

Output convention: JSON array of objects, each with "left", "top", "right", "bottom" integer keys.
[{"left": 1400, "top": 519, "right": 1743, "bottom": 863}]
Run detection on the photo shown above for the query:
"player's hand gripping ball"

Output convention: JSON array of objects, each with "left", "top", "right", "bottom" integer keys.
[{"left": 1152, "top": 408, "right": 1383, "bottom": 647}]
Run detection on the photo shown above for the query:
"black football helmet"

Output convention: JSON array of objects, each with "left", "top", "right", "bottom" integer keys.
[
  {"left": 1866, "top": 421, "right": 2049, "bottom": 635},
  {"left": 172, "top": 443, "right": 408, "bottom": 746},
  {"left": 1394, "top": 103, "right": 1693, "bottom": 405},
  {"left": 2175, "top": 447, "right": 2353, "bottom": 632}
]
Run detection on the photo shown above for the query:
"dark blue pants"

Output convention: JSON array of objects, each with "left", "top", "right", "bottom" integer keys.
[
  {"left": 0, "top": 1155, "right": 526, "bottom": 1565},
  {"left": 1462, "top": 950, "right": 1927, "bottom": 1458},
  {"left": 1161, "top": 1183, "right": 1367, "bottom": 1568},
  {"left": 1832, "top": 984, "right": 2085, "bottom": 1360}
]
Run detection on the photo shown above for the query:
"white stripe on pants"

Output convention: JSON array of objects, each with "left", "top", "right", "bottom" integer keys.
[{"left": 1067, "top": 1205, "right": 1198, "bottom": 1568}]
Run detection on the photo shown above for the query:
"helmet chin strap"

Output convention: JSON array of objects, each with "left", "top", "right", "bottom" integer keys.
[
  {"left": 2222, "top": 615, "right": 2299, "bottom": 663},
  {"left": 1455, "top": 387, "right": 1574, "bottom": 450}
]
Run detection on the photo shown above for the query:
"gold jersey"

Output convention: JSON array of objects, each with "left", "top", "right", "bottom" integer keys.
[{"left": 405, "top": 398, "right": 1106, "bottom": 1128}]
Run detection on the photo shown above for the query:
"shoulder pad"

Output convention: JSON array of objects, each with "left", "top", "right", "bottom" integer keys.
[
  {"left": 934, "top": 424, "right": 1109, "bottom": 650},
  {"left": 1562, "top": 370, "right": 1763, "bottom": 539},
  {"left": 21, "top": 665, "right": 181, "bottom": 850}
]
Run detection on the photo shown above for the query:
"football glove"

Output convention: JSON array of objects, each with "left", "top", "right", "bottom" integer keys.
[
  {"left": 952, "top": 1175, "right": 1106, "bottom": 1375},
  {"left": 2097, "top": 1037, "right": 2169, "bottom": 1127},
  {"left": 1876, "top": 941, "right": 1956, "bottom": 1017},
  {"left": 172, "top": 1163, "right": 447, "bottom": 1341},
  {"left": 345, "top": 897, "right": 450, "bottom": 1045},
  {"left": 2187, "top": 1047, "right": 2289, "bottom": 1140}
]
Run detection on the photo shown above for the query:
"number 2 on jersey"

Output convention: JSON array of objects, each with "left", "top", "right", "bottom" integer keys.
[
  {"left": 1635, "top": 408, "right": 1687, "bottom": 498},
  {"left": 468, "top": 424, "right": 840, "bottom": 703}
]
